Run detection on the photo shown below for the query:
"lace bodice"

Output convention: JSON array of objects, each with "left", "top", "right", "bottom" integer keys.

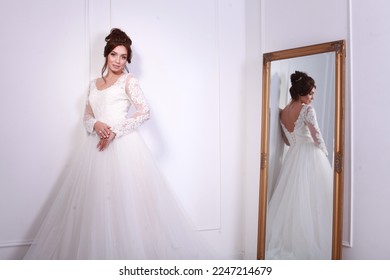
[
  {"left": 83, "top": 74, "right": 150, "bottom": 138},
  {"left": 281, "top": 104, "right": 328, "bottom": 155}
]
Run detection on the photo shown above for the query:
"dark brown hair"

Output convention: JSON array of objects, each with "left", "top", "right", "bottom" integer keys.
[
  {"left": 289, "top": 71, "right": 316, "bottom": 101},
  {"left": 101, "top": 28, "right": 132, "bottom": 77}
]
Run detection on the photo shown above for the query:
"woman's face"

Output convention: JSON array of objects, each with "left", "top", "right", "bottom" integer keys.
[
  {"left": 299, "top": 87, "right": 315, "bottom": 104},
  {"left": 107, "top": 45, "right": 128, "bottom": 74}
]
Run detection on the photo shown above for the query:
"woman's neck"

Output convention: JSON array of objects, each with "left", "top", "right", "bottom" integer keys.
[{"left": 104, "top": 71, "right": 124, "bottom": 83}]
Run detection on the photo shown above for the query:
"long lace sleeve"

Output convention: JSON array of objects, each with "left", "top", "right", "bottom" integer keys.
[
  {"left": 304, "top": 105, "right": 328, "bottom": 156},
  {"left": 111, "top": 76, "right": 150, "bottom": 138},
  {"left": 83, "top": 86, "right": 97, "bottom": 134}
]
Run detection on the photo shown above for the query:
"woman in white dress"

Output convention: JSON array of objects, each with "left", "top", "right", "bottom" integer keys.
[
  {"left": 265, "top": 71, "right": 333, "bottom": 259},
  {"left": 24, "top": 28, "right": 213, "bottom": 260}
]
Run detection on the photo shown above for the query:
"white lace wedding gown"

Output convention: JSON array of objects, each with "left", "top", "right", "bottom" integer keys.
[
  {"left": 24, "top": 73, "right": 213, "bottom": 260},
  {"left": 265, "top": 104, "right": 333, "bottom": 259}
]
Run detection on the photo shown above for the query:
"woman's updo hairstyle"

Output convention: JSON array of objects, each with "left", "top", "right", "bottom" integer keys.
[
  {"left": 101, "top": 28, "right": 132, "bottom": 77},
  {"left": 289, "top": 71, "right": 316, "bottom": 101}
]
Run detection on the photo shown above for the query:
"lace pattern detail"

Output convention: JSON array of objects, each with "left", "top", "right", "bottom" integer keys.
[
  {"left": 303, "top": 105, "right": 328, "bottom": 155},
  {"left": 111, "top": 77, "right": 150, "bottom": 138}
]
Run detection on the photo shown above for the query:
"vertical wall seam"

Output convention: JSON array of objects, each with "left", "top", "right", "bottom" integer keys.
[
  {"left": 344, "top": 0, "right": 354, "bottom": 248},
  {"left": 85, "top": 0, "right": 91, "bottom": 84},
  {"left": 216, "top": 0, "right": 222, "bottom": 230}
]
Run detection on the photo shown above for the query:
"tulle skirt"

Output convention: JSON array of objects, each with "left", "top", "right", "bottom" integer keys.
[
  {"left": 24, "top": 132, "right": 214, "bottom": 259},
  {"left": 265, "top": 142, "right": 333, "bottom": 259}
]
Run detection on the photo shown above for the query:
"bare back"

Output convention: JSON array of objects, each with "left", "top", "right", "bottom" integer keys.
[{"left": 280, "top": 102, "right": 304, "bottom": 133}]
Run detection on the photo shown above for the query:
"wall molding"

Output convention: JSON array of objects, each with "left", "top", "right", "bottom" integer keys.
[
  {"left": 0, "top": 240, "right": 32, "bottom": 249},
  {"left": 95, "top": 0, "right": 223, "bottom": 230},
  {"left": 342, "top": 0, "right": 354, "bottom": 249}
]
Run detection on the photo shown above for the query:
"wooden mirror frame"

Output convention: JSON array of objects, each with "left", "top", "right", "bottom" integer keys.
[{"left": 257, "top": 40, "right": 346, "bottom": 260}]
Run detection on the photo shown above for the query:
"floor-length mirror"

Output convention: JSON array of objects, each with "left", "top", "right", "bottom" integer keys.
[{"left": 257, "top": 40, "right": 346, "bottom": 260}]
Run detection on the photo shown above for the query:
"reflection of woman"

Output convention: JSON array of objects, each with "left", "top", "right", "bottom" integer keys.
[
  {"left": 24, "top": 28, "right": 213, "bottom": 259},
  {"left": 266, "top": 71, "right": 333, "bottom": 259}
]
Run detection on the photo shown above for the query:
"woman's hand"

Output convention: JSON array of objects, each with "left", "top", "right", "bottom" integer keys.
[
  {"left": 97, "top": 132, "right": 116, "bottom": 151},
  {"left": 94, "top": 121, "right": 111, "bottom": 139}
]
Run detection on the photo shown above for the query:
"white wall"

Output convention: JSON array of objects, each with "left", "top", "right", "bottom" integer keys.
[
  {"left": 242, "top": 0, "right": 264, "bottom": 259},
  {"left": 342, "top": 0, "right": 390, "bottom": 259},
  {"left": 0, "top": 0, "right": 261, "bottom": 259},
  {"left": 0, "top": 0, "right": 88, "bottom": 259},
  {"left": 109, "top": 0, "right": 223, "bottom": 230}
]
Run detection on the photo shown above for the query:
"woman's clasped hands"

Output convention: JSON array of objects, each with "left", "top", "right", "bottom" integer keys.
[{"left": 94, "top": 121, "right": 116, "bottom": 151}]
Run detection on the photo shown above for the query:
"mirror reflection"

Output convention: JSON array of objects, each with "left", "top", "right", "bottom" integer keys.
[
  {"left": 266, "top": 54, "right": 335, "bottom": 259},
  {"left": 267, "top": 53, "right": 335, "bottom": 201}
]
